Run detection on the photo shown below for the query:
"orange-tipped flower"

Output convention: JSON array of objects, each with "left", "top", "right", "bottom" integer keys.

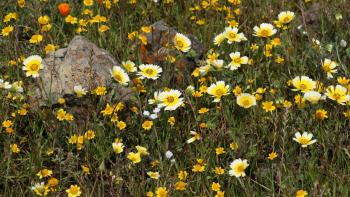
[{"left": 58, "top": 3, "right": 70, "bottom": 17}]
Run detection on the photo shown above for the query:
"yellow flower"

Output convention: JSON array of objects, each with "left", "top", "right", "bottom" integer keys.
[
  {"left": 74, "top": 85, "right": 87, "bottom": 97},
  {"left": 10, "top": 144, "right": 20, "bottom": 153},
  {"left": 29, "top": 34, "right": 43, "bottom": 44},
  {"left": 135, "top": 146, "right": 149, "bottom": 156},
  {"left": 207, "top": 81, "right": 230, "bottom": 102},
  {"left": 315, "top": 109, "right": 328, "bottom": 120},
  {"left": 127, "top": 152, "right": 141, "bottom": 164},
  {"left": 1, "top": 26, "right": 14, "bottom": 37},
  {"left": 22, "top": 55, "right": 44, "bottom": 78},
  {"left": 141, "top": 26, "right": 151, "bottom": 33},
  {"left": 47, "top": 177, "right": 59, "bottom": 189},
  {"left": 117, "top": 121, "right": 126, "bottom": 130},
  {"left": 94, "top": 86, "right": 107, "bottom": 96},
  {"left": 198, "top": 107, "right": 209, "bottom": 114},
  {"left": 17, "top": 0, "right": 25, "bottom": 7},
  {"left": 229, "top": 158, "right": 249, "bottom": 177},
  {"left": 322, "top": 58, "right": 337, "bottom": 78},
  {"left": 278, "top": 11, "right": 295, "bottom": 24},
  {"left": 237, "top": 93, "right": 256, "bottom": 108},
  {"left": 262, "top": 101, "right": 276, "bottom": 112},
  {"left": 137, "top": 64, "right": 162, "bottom": 80},
  {"left": 37, "top": 169, "right": 53, "bottom": 179},
  {"left": 66, "top": 185, "right": 81, "bottom": 197},
  {"left": 122, "top": 60, "right": 136, "bottom": 72},
  {"left": 227, "top": 52, "right": 248, "bottom": 70},
  {"left": 31, "top": 182, "right": 49, "bottom": 196},
  {"left": 211, "top": 182, "right": 221, "bottom": 192},
  {"left": 213, "top": 167, "right": 225, "bottom": 175},
  {"left": 84, "top": 130, "right": 95, "bottom": 140},
  {"left": 168, "top": 116, "right": 175, "bottom": 126},
  {"left": 38, "top": 15, "right": 50, "bottom": 25},
  {"left": 45, "top": 44, "right": 58, "bottom": 54},
  {"left": 65, "top": 15, "right": 78, "bottom": 24},
  {"left": 81, "top": 165, "right": 91, "bottom": 174},
  {"left": 292, "top": 76, "right": 316, "bottom": 92},
  {"left": 178, "top": 170, "right": 188, "bottom": 180},
  {"left": 215, "top": 191, "right": 225, "bottom": 197},
  {"left": 214, "top": 33, "right": 226, "bottom": 46},
  {"left": 296, "top": 189, "right": 308, "bottom": 197},
  {"left": 343, "top": 110, "right": 350, "bottom": 118},
  {"left": 99, "top": 25, "right": 109, "bottom": 32},
  {"left": 174, "top": 33, "right": 191, "bottom": 52},
  {"left": 2, "top": 120, "right": 13, "bottom": 128},
  {"left": 337, "top": 77, "right": 349, "bottom": 85},
  {"left": 325, "top": 85, "right": 350, "bottom": 105},
  {"left": 146, "top": 191, "right": 154, "bottom": 197},
  {"left": 158, "top": 89, "right": 184, "bottom": 111},
  {"left": 253, "top": 23, "right": 277, "bottom": 38},
  {"left": 293, "top": 132, "right": 317, "bottom": 148},
  {"left": 232, "top": 85, "right": 242, "bottom": 96},
  {"left": 112, "top": 140, "right": 124, "bottom": 154},
  {"left": 84, "top": 0, "right": 93, "bottom": 6},
  {"left": 155, "top": 187, "right": 168, "bottom": 197},
  {"left": 111, "top": 66, "right": 130, "bottom": 85},
  {"left": 215, "top": 147, "right": 225, "bottom": 155},
  {"left": 175, "top": 181, "right": 187, "bottom": 190},
  {"left": 142, "top": 120, "right": 153, "bottom": 131},
  {"left": 268, "top": 151, "right": 278, "bottom": 160},
  {"left": 192, "top": 164, "right": 205, "bottom": 172},
  {"left": 4, "top": 12, "right": 17, "bottom": 23},
  {"left": 224, "top": 27, "right": 246, "bottom": 44},
  {"left": 147, "top": 171, "right": 160, "bottom": 179}
]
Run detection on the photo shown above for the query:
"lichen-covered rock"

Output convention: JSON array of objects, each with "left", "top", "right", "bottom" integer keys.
[{"left": 29, "top": 35, "right": 132, "bottom": 106}]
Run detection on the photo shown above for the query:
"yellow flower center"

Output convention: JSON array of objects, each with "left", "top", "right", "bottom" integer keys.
[
  {"left": 176, "top": 40, "right": 184, "bottom": 48},
  {"left": 260, "top": 29, "right": 270, "bottom": 37},
  {"left": 215, "top": 88, "right": 224, "bottom": 96},
  {"left": 298, "top": 137, "right": 310, "bottom": 145},
  {"left": 70, "top": 187, "right": 79, "bottom": 194},
  {"left": 242, "top": 98, "right": 251, "bottom": 106},
  {"left": 166, "top": 96, "right": 175, "bottom": 103},
  {"left": 145, "top": 68, "right": 154, "bottom": 75}
]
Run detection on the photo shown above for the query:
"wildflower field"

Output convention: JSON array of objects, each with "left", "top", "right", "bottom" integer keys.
[{"left": 1, "top": 0, "right": 350, "bottom": 196}]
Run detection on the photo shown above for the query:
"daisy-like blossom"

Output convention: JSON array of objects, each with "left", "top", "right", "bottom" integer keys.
[
  {"left": 303, "top": 91, "right": 324, "bottom": 104},
  {"left": 325, "top": 85, "right": 350, "bottom": 105},
  {"left": 236, "top": 93, "right": 256, "bottom": 108},
  {"left": 253, "top": 23, "right": 277, "bottom": 38},
  {"left": 227, "top": 52, "right": 248, "bottom": 70},
  {"left": 292, "top": 76, "right": 316, "bottom": 92},
  {"left": 112, "top": 141, "right": 124, "bottom": 154},
  {"left": 174, "top": 33, "right": 191, "bottom": 52},
  {"left": 22, "top": 55, "right": 44, "bottom": 78},
  {"left": 322, "top": 58, "right": 337, "bottom": 78},
  {"left": 229, "top": 158, "right": 249, "bottom": 177},
  {"left": 111, "top": 66, "right": 130, "bottom": 85},
  {"left": 138, "top": 64, "right": 163, "bottom": 80},
  {"left": 157, "top": 89, "right": 184, "bottom": 111},
  {"left": 293, "top": 132, "right": 317, "bottom": 148},
  {"left": 224, "top": 27, "right": 247, "bottom": 44},
  {"left": 147, "top": 171, "right": 160, "bottom": 179},
  {"left": 66, "top": 185, "right": 81, "bottom": 197},
  {"left": 207, "top": 81, "right": 230, "bottom": 102},
  {"left": 278, "top": 11, "right": 295, "bottom": 24}
]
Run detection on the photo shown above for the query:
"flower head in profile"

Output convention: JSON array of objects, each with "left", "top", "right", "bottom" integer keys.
[
  {"left": 22, "top": 55, "right": 44, "bottom": 78},
  {"left": 147, "top": 171, "right": 160, "bottom": 179},
  {"left": 127, "top": 152, "right": 141, "bottom": 164},
  {"left": 112, "top": 139, "right": 124, "bottom": 154},
  {"left": 158, "top": 89, "right": 184, "bottom": 110},
  {"left": 292, "top": 76, "right": 316, "bottom": 92},
  {"left": 214, "top": 33, "right": 225, "bottom": 46},
  {"left": 229, "top": 158, "right": 249, "bottom": 177},
  {"left": 303, "top": 91, "right": 324, "bottom": 104},
  {"left": 293, "top": 132, "right": 317, "bottom": 148},
  {"left": 237, "top": 93, "right": 256, "bottom": 108},
  {"left": 227, "top": 52, "right": 248, "bottom": 70},
  {"left": 122, "top": 60, "right": 137, "bottom": 72},
  {"left": 207, "top": 81, "right": 230, "bottom": 102},
  {"left": 66, "top": 184, "right": 81, "bottom": 197},
  {"left": 111, "top": 66, "right": 130, "bottom": 86},
  {"left": 73, "top": 85, "right": 87, "bottom": 97},
  {"left": 31, "top": 182, "right": 50, "bottom": 197},
  {"left": 322, "top": 58, "right": 337, "bottom": 78},
  {"left": 138, "top": 64, "right": 162, "bottom": 80},
  {"left": 174, "top": 33, "right": 191, "bottom": 52},
  {"left": 325, "top": 85, "right": 350, "bottom": 105},
  {"left": 253, "top": 23, "right": 277, "bottom": 38},
  {"left": 278, "top": 11, "right": 295, "bottom": 24}
]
